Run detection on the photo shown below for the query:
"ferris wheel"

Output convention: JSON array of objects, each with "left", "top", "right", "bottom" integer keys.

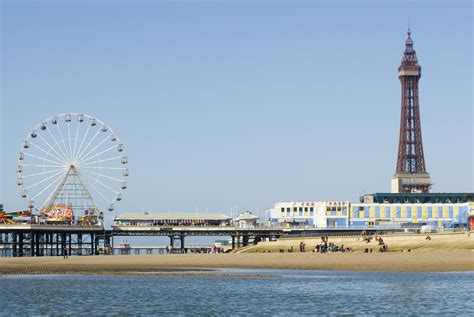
[{"left": 16, "top": 113, "right": 128, "bottom": 222}]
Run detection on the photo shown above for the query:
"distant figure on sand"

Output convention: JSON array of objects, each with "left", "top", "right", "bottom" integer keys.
[{"left": 299, "top": 241, "right": 306, "bottom": 252}]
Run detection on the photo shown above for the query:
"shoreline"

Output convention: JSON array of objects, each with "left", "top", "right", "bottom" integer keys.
[{"left": 1, "top": 251, "right": 473, "bottom": 275}]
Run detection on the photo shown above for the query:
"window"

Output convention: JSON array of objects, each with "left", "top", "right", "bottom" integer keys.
[
  {"left": 304, "top": 207, "right": 308, "bottom": 212},
  {"left": 309, "top": 207, "right": 314, "bottom": 212},
  {"left": 299, "top": 207, "right": 303, "bottom": 212},
  {"left": 280, "top": 207, "right": 285, "bottom": 213}
]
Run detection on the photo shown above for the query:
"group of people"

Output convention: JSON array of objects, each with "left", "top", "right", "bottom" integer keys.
[
  {"left": 164, "top": 245, "right": 226, "bottom": 254},
  {"left": 276, "top": 236, "right": 354, "bottom": 253},
  {"left": 360, "top": 235, "right": 389, "bottom": 252},
  {"left": 313, "top": 236, "right": 353, "bottom": 253},
  {"left": 277, "top": 241, "right": 307, "bottom": 253}
]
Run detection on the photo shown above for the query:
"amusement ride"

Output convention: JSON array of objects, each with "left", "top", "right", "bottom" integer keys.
[{"left": 15, "top": 113, "right": 128, "bottom": 225}]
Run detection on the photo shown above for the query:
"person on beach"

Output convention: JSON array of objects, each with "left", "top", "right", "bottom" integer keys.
[{"left": 63, "top": 247, "right": 68, "bottom": 259}]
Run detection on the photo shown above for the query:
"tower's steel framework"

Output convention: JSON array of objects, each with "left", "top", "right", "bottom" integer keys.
[{"left": 392, "top": 30, "right": 431, "bottom": 193}]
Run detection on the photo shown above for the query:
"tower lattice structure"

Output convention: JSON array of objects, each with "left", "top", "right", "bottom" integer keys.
[{"left": 391, "top": 29, "right": 431, "bottom": 193}]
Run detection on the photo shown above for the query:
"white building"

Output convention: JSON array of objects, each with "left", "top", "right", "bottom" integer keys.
[{"left": 266, "top": 201, "right": 349, "bottom": 228}]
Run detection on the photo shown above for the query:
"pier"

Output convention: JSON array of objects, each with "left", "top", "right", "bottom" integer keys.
[
  {"left": 0, "top": 223, "right": 403, "bottom": 257},
  {"left": 0, "top": 224, "right": 106, "bottom": 257}
]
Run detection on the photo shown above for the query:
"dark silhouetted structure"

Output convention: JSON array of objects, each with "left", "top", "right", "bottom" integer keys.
[{"left": 392, "top": 29, "right": 431, "bottom": 193}]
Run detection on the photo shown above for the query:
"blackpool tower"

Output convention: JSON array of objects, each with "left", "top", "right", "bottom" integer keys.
[{"left": 391, "top": 29, "right": 432, "bottom": 193}]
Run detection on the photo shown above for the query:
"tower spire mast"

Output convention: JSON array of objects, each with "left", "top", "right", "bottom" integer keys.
[{"left": 391, "top": 29, "right": 431, "bottom": 193}]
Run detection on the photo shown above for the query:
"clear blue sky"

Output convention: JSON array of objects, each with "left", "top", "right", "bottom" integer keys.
[{"left": 1, "top": 1, "right": 472, "bottom": 220}]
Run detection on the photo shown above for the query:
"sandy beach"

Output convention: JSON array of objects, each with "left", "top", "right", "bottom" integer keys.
[
  {"left": 0, "top": 250, "right": 473, "bottom": 275},
  {"left": 242, "top": 232, "right": 474, "bottom": 253}
]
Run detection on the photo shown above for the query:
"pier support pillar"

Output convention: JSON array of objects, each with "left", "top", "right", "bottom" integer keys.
[
  {"left": 180, "top": 235, "right": 185, "bottom": 253},
  {"left": 78, "top": 234, "right": 83, "bottom": 255},
  {"left": 56, "top": 233, "right": 59, "bottom": 256},
  {"left": 12, "top": 233, "right": 18, "bottom": 257},
  {"left": 104, "top": 235, "right": 111, "bottom": 255},
  {"left": 94, "top": 235, "right": 100, "bottom": 255},
  {"left": 36, "top": 233, "right": 41, "bottom": 256},
  {"left": 242, "top": 235, "right": 249, "bottom": 247},
  {"left": 60, "top": 233, "right": 66, "bottom": 256},
  {"left": 30, "top": 231, "right": 35, "bottom": 257},
  {"left": 68, "top": 233, "right": 72, "bottom": 256},
  {"left": 231, "top": 236, "right": 235, "bottom": 249},
  {"left": 18, "top": 233, "right": 24, "bottom": 257}
]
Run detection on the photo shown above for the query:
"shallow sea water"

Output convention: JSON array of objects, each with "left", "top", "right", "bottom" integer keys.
[{"left": 1, "top": 270, "right": 472, "bottom": 316}]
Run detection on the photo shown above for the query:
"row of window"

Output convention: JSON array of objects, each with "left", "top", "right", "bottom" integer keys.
[
  {"left": 326, "top": 207, "right": 347, "bottom": 212},
  {"left": 351, "top": 206, "right": 467, "bottom": 220},
  {"left": 326, "top": 211, "right": 348, "bottom": 216},
  {"left": 281, "top": 207, "right": 314, "bottom": 213}
]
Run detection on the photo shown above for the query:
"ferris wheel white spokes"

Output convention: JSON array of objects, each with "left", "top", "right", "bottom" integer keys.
[{"left": 16, "top": 113, "right": 129, "bottom": 224}]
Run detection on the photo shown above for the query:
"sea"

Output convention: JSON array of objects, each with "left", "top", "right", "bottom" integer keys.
[{"left": 1, "top": 270, "right": 472, "bottom": 316}]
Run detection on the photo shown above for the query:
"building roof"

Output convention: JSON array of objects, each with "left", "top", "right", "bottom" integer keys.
[
  {"left": 361, "top": 193, "right": 474, "bottom": 204},
  {"left": 114, "top": 212, "right": 232, "bottom": 221},
  {"left": 235, "top": 211, "right": 259, "bottom": 221}
]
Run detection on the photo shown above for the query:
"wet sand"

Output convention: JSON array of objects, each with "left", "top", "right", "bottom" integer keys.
[{"left": 0, "top": 250, "right": 473, "bottom": 275}]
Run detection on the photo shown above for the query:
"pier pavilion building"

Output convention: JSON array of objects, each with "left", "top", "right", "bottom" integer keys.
[{"left": 114, "top": 212, "right": 232, "bottom": 227}]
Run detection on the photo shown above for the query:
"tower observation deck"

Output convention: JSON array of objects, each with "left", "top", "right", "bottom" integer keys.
[{"left": 391, "top": 29, "right": 431, "bottom": 193}]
